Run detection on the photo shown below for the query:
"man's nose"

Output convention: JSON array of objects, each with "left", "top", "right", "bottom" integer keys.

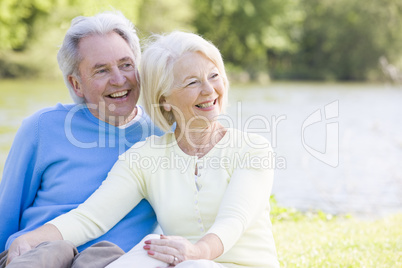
[{"left": 110, "top": 68, "right": 126, "bottom": 86}]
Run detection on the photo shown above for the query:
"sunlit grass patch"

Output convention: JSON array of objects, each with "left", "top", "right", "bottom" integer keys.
[{"left": 271, "top": 196, "right": 402, "bottom": 267}]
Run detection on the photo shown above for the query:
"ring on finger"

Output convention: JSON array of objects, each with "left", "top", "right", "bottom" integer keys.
[{"left": 171, "top": 255, "right": 179, "bottom": 265}]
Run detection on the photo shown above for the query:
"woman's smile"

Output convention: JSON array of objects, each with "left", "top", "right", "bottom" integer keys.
[{"left": 195, "top": 98, "right": 217, "bottom": 109}]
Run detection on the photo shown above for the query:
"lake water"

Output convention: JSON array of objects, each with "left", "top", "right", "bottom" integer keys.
[
  {"left": 226, "top": 82, "right": 402, "bottom": 219},
  {"left": 1, "top": 80, "right": 401, "bottom": 218}
]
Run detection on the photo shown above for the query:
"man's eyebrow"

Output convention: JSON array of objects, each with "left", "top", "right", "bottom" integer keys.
[
  {"left": 93, "top": 63, "right": 107, "bottom": 70},
  {"left": 118, "top": 57, "right": 134, "bottom": 63}
]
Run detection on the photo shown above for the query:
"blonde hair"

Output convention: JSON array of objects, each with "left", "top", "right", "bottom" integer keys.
[{"left": 140, "top": 31, "right": 229, "bottom": 132}]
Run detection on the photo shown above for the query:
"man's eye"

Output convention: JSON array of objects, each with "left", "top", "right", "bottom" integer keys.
[
  {"left": 95, "top": 69, "right": 107, "bottom": 74},
  {"left": 122, "top": 63, "right": 134, "bottom": 69}
]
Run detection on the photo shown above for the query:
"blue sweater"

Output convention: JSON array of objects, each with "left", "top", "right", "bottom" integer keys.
[{"left": 0, "top": 103, "right": 163, "bottom": 252}]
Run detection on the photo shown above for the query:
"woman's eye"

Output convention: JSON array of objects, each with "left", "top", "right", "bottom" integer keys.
[
  {"left": 187, "top": 81, "right": 197, "bottom": 87},
  {"left": 211, "top": 73, "right": 219, "bottom": 79}
]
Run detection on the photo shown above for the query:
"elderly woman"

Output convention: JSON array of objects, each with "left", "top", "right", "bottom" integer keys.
[{"left": 7, "top": 31, "right": 279, "bottom": 268}]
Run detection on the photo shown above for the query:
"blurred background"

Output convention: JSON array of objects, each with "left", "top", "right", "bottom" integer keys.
[{"left": 0, "top": 0, "right": 401, "bottom": 219}]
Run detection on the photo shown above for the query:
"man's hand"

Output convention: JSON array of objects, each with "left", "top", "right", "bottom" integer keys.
[
  {"left": 6, "top": 235, "right": 33, "bottom": 265},
  {"left": 6, "top": 224, "right": 63, "bottom": 265}
]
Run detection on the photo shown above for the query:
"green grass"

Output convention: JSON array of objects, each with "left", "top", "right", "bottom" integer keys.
[{"left": 271, "top": 197, "right": 402, "bottom": 267}]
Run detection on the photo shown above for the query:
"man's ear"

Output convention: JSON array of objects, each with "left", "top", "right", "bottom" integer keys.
[
  {"left": 68, "top": 75, "right": 84, "bottom": 98},
  {"left": 160, "top": 97, "right": 171, "bottom": 112}
]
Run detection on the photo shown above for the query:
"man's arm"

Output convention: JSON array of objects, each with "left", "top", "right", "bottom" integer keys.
[{"left": 0, "top": 116, "right": 41, "bottom": 250}]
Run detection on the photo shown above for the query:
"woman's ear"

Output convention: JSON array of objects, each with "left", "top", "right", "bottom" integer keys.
[
  {"left": 68, "top": 75, "right": 84, "bottom": 98},
  {"left": 160, "top": 97, "right": 171, "bottom": 112}
]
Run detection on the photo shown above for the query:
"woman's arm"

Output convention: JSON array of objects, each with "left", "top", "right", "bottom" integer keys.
[
  {"left": 7, "top": 152, "right": 146, "bottom": 265},
  {"left": 49, "top": 157, "right": 145, "bottom": 246},
  {"left": 6, "top": 224, "right": 62, "bottom": 265},
  {"left": 206, "top": 134, "right": 274, "bottom": 253}
]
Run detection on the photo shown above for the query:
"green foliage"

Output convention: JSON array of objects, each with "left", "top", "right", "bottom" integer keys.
[
  {"left": 136, "top": 0, "right": 194, "bottom": 35},
  {"left": 270, "top": 195, "right": 339, "bottom": 223},
  {"left": 0, "top": 0, "right": 58, "bottom": 50},
  {"left": 192, "top": 0, "right": 300, "bottom": 79},
  {"left": 0, "top": 0, "right": 402, "bottom": 81},
  {"left": 271, "top": 0, "right": 402, "bottom": 80},
  {"left": 0, "top": 56, "right": 38, "bottom": 78}
]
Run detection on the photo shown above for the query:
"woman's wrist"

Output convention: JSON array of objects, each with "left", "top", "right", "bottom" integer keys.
[
  {"left": 194, "top": 240, "right": 212, "bottom": 259},
  {"left": 195, "top": 233, "right": 224, "bottom": 260}
]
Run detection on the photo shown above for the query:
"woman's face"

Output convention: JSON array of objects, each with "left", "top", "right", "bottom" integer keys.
[{"left": 162, "top": 52, "right": 225, "bottom": 129}]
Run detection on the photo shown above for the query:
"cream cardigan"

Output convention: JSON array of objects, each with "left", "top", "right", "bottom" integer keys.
[{"left": 50, "top": 128, "right": 279, "bottom": 267}]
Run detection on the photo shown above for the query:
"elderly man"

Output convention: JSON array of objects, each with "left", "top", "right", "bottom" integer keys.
[{"left": 0, "top": 11, "right": 162, "bottom": 266}]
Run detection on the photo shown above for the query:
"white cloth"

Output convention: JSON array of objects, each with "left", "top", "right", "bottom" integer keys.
[{"left": 106, "top": 234, "right": 168, "bottom": 268}]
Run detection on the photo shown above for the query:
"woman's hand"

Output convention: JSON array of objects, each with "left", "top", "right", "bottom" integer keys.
[
  {"left": 143, "top": 233, "right": 223, "bottom": 266},
  {"left": 6, "top": 224, "right": 63, "bottom": 265},
  {"left": 143, "top": 235, "right": 199, "bottom": 266}
]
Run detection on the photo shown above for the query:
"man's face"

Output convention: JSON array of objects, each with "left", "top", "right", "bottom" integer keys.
[{"left": 69, "top": 32, "right": 140, "bottom": 126}]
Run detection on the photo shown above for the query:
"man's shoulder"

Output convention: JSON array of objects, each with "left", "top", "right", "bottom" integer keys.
[
  {"left": 25, "top": 103, "right": 75, "bottom": 121},
  {"left": 22, "top": 103, "right": 85, "bottom": 126}
]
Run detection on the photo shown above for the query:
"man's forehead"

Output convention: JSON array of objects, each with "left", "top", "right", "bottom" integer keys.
[
  {"left": 78, "top": 33, "right": 132, "bottom": 54},
  {"left": 77, "top": 33, "right": 135, "bottom": 69}
]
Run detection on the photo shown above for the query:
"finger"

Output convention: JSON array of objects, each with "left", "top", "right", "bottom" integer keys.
[
  {"left": 145, "top": 238, "right": 182, "bottom": 248},
  {"left": 145, "top": 235, "right": 184, "bottom": 244},
  {"left": 147, "top": 250, "right": 177, "bottom": 265},
  {"left": 145, "top": 243, "right": 177, "bottom": 255},
  {"left": 160, "top": 234, "right": 186, "bottom": 240}
]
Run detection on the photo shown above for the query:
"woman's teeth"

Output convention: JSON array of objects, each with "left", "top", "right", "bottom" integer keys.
[
  {"left": 196, "top": 100, "right": 215, "bottom": 108},
  {"left": 109, "top": 90, "right": 128, "bottom": 98}
]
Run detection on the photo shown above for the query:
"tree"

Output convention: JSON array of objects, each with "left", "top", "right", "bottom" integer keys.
[
  {"left": 0, "top": 0, "right": 60, "bottom": 50},
  {"left": 278, "top": 0, "right": 402, "bottom": 80},
  {"left": 192, "top": 0, "right": 300, "bottom": 79}
]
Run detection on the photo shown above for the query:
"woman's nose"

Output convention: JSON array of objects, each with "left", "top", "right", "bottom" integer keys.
[{"left": 201, "top": 80, "right": 214, "bottom": 94}]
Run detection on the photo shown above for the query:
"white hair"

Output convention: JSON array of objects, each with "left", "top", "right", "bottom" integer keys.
[
  {"left": 140, "top": 31, "right": 229, "bottom": 132},
  {"left": 57, "top": 11, "right": 140, "bottom": 104}
]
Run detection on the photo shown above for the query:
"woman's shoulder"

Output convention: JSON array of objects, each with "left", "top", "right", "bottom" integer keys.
[
  {"left": 227, "top": 128, "right": 271, "bottom": 148},
  {"left": 126, "top": 132, "right": 175, "bottom": 154}
]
